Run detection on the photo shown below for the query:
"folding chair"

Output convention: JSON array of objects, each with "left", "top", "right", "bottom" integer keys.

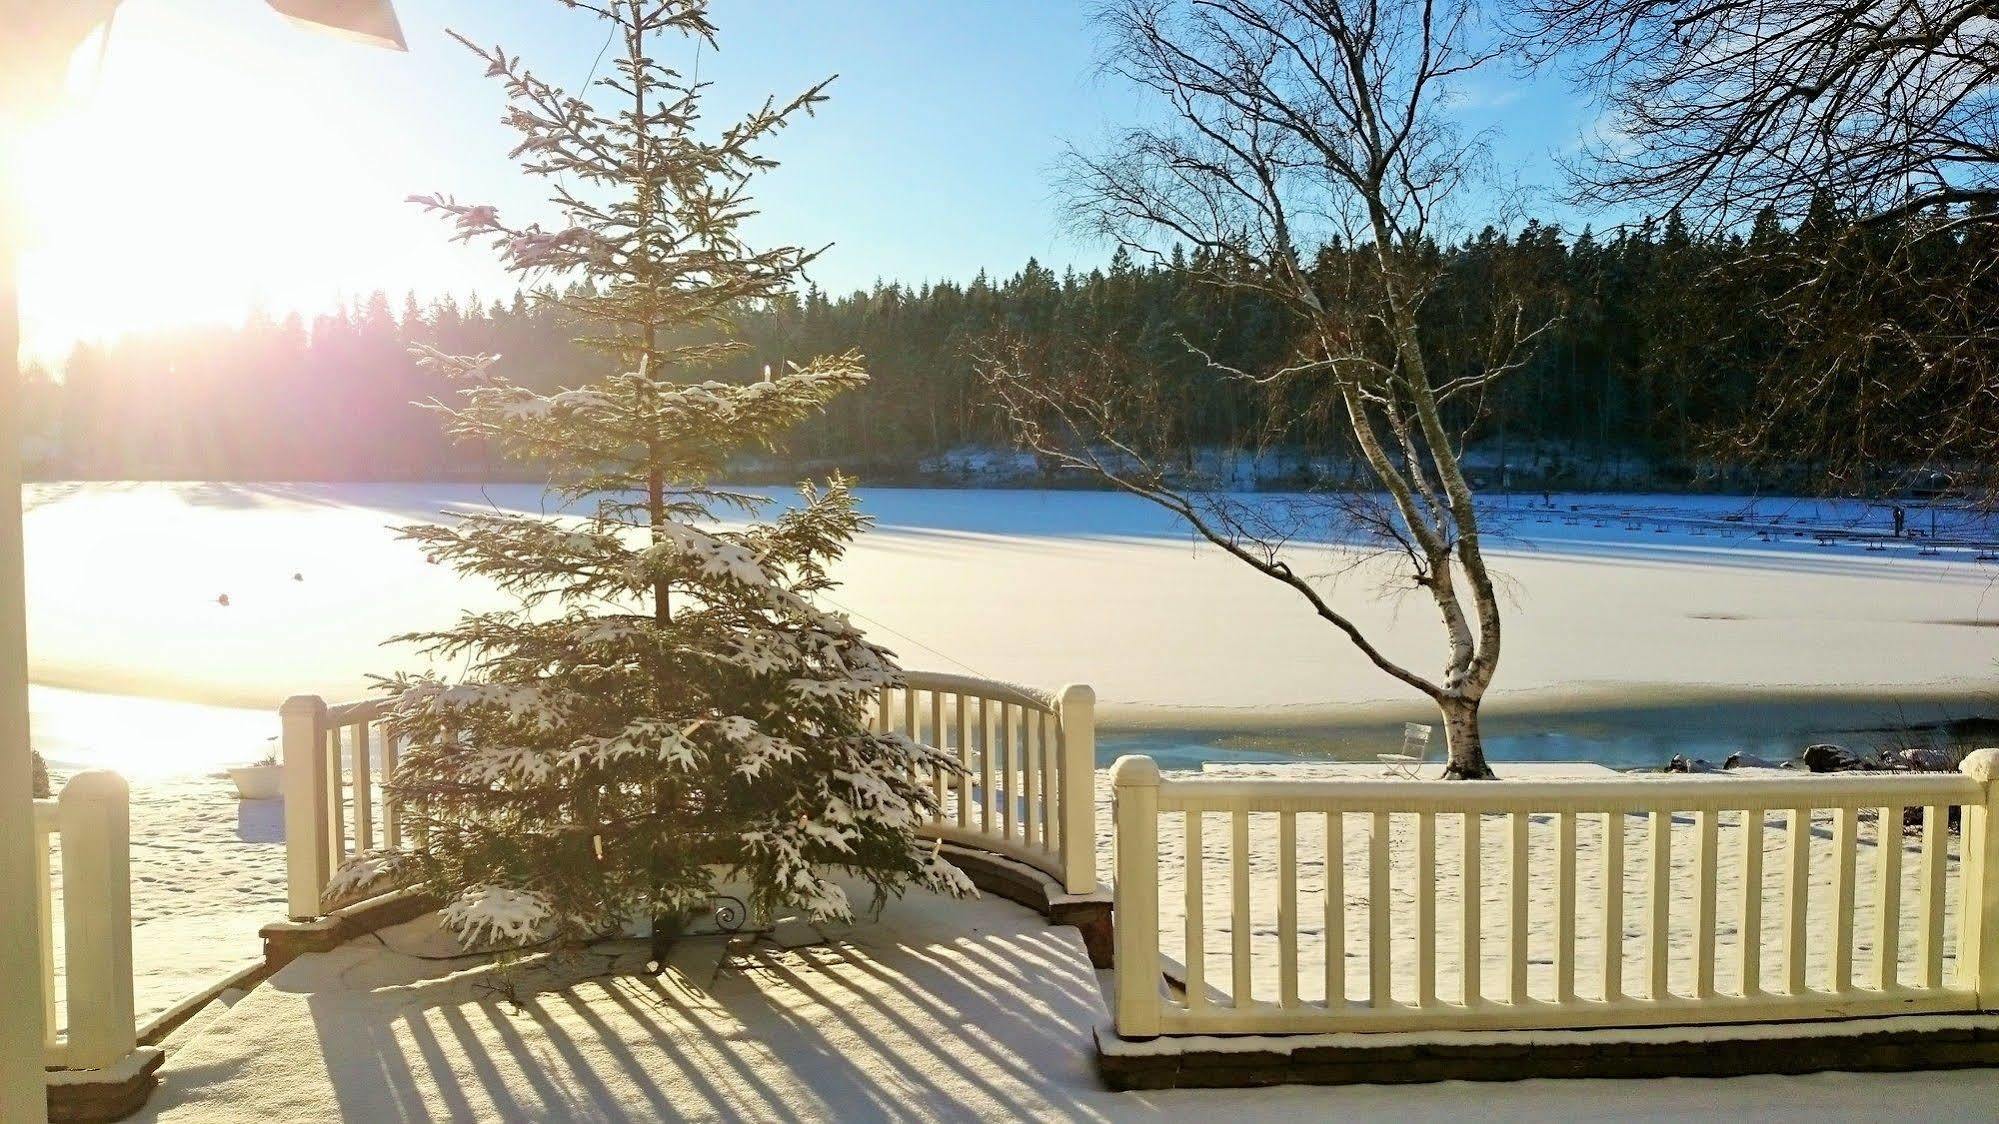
[{"left": 1377, "top": 722, "right": 1433, "bottom": 778}]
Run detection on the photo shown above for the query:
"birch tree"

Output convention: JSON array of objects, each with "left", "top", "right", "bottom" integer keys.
[{"left": 983, "top": 0, "right": 1556, "bottom": 778}]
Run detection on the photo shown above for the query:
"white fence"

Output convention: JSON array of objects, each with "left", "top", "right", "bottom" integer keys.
[
  {"left": 33, "top": 771, "right": 139, "bottom": 1072},
  {"left": 281, "top": 695, "right": 399, "bottom": 919},
  {"left": 281, "top": 674, "right": 1098, "bottom": 918},
  {"left": 875, "top": 672, "right": 1097, "bottom": 894},
  {"left": 1111, "top": 751, "right": 1999, "bottom": 1037}
]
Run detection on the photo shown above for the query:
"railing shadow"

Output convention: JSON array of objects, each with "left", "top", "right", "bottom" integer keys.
[{"left": 278, "top": 893, "right": 1110, "bottom": 1121}]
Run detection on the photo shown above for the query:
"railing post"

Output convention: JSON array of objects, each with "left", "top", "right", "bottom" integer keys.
[
  {"left": 1958, "top": 749, "right": 1999, "bottom": 1008},
  {"left": 1111, "top": 754, "right": 1161, "bottom": 1037},
  {"left": 282, "top": 695, "right": 331, "bottom": 919},
  {"left": 1059, "top": 684, "right": 1097, "bottom": 894},
  {"left": 56, "top": 771, "right": 134, "bottom": 1072}
]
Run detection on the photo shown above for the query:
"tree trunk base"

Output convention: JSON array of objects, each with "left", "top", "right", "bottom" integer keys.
[
  {"left": 646, "top": 909, "right": 686, "bottom": 972},
  {"left": 1440, "top": 760, "right": 1497, "bottom": 780}
]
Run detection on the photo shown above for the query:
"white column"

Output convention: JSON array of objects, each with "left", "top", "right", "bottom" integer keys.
[
  {"left": 1111, "top": 753, "right": 1161, "bottom": 1036},
  {"left": 6, "top": 11, "right": 121, "bottom": 1115},
  {"left": 1958, "top": 749, "right": 1999, "bottom": 1007},
  {"left": 282, "top": 696, "right": 331, "bottom": 918},
  {"left": 57, "top": 771, "right": 134, "bottom": 1071},
  {"left": 1058, "top": 684, "right": 1096, "bottom": 894},
  {"left": 0, "top": 218, "right": 48, "bottom": 1123}
]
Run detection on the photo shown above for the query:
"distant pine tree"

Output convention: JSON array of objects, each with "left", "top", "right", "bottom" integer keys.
[{"left": 328, "top": 0, "right": 971, "bottom": 953}]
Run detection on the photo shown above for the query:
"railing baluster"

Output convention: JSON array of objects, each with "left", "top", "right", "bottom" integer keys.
[
  {"left": 1279, "top": 811, "right": 1299, "bottom": 1008},
  {"left": 1462, "top": 811, "right": 1481, "bottom": 1007},
  {"left": 1785, "top": 806, "right": 1811, "bottom": 995},
  {"left": 999, "top": 703, "right": 1015, "bottom": 842},
  {"left": 382, "top": 730, "right": 401, "bottom": 849},
  {"left": 1370, "top": 811, "right": 1391, "bottom": 1007},
  {"left": 1832, "top": 806, "right": 1858, "bottom": 992},
  {"left": 354, "top": 721, "right": 373, "bottom": 853},
  {"left": 326, "top": 724, "right": 346, "bottom": 866},
  {"left": 978, "top": 696, "right": 993, "bottom": 835},
  {"left": 1509, "top": 812, "right": 1529, "bottom": 1004},
  {"left": 1874, "top": 804, "right": 1903, "bottom": 991},
  {"left": 1326, "top": 810, "right": 1345, "bottom": 1007},
  {"left": 1232, "top": 810, "right": 1252, "bottom": 1006},
  {"left": 930, "top": 690, "right": 946, "bottom": 814},
  {"left": 1649, "top": 809, "right": 1670, "bottom": 1000},
  {"left": 1040, "top": 710, "right": 1056, "bottom": 851},
  {"left": 1557, "top": 810, "right": 1578, "bottom": 1004},
  {"left": 1417, "top": 811, "right": 1437, "bottom": 1007},
  {"left": 1031, "top": 700, "right": 1047, "bottom": 848},
  {"left": 1740, "top": 807, "right": 1764, "bottom": 997},
  {"left": 1695, "top": 808, "right": 1718, "bottom": 999},
  {"left": 1603, "top": 810, "right": 1624, "bottom": 1002},
  {"left": 1185, "top": 811, "right": 1205, "bottom": 1014},
  {"left": 1919, "top": 804, "right": 1946, "bottom": 990},
  {"left": 955, "top": 694, "right": 970, "bottom": 830}
]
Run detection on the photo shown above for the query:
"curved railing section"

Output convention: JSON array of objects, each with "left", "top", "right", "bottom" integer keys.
[
  {"left": 280, "top": 672, "right": 1099, "bottom": 920},
  {"left": 1111, "top": 751, "right": 1999, "bottom": 1038},
  {"left": 874, "top": 672, "right": 1097, "bottom": 895}
]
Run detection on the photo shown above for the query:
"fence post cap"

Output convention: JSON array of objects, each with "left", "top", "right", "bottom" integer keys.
[
  {"left": 1960, "top": 747, "right": 1999, "bottom": 784},
  {"left": 57, "top": 768, "right": 128, "bottom": 804},
  {"left": 280, "top": 694, "right": 328, "bottom": 716},
  {"left": 1059, "top": 683, "right": 1095, "bottom": 708},
  {"left": 1110, "top": 754, "right": 1159, "bottom": 787}
]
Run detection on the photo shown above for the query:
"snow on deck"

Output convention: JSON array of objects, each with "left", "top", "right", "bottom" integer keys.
[{"left": 134, "top": 884, "right": 1999, "bottom": 1121}]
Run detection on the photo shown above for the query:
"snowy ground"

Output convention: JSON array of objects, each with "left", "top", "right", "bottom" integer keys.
[{"left": 133, "top": 880, "right": 1999, "bottom": 1121}]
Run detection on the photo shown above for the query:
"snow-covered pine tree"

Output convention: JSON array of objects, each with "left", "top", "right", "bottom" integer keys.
[{"left": 328, "top": 0, "right": 971, "bottom": 954}]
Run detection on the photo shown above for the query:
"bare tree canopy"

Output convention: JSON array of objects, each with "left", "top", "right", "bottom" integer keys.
[
  {"left": 1520, "top": 0, "right": 1998, "bottom": 226},
  {"left": 982, "top": 0, "right": 1561, "bottom": 778},
  {"left": 1516, "top": 0, "right": 1999, "bottom": 494}
]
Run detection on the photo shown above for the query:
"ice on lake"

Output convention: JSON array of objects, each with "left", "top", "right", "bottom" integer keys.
[{"left": 24, "top": 482, "right": 1999, "bottom": 776}]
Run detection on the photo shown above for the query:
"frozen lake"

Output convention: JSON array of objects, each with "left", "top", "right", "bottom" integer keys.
[{"left": 24, "top": 482, "right": 1999, "bottom": 775}]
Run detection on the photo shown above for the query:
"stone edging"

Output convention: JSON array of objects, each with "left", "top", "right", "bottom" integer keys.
[
  {"left": 1095, "top": 1015, "right": 1999, "bottom": 1088},
  {"left": 935, "top": 842, "right": 1113, "bottom": 967},
  {"left": 260, "top": 886, "right": 442, "bottom": 971},
  {"left": 46, "top": 1048, "right": 163, "bottom": 1123}
]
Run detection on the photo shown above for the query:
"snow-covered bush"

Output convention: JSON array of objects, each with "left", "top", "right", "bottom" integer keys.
[{"left": 333, "top": 0, "right": 971, "bottom": 950}]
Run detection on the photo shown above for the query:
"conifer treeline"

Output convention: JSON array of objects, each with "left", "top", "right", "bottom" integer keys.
[{"left": 19, "top": 209, "right": 1975, "bottom": 488}]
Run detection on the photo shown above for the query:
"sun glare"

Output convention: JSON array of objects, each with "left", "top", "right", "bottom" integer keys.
[{"left": 13, "top": 1, "right": 497, "bottom": 370}]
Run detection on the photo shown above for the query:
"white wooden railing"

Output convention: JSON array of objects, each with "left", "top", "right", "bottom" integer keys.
[
  {"left": 874, "top": 673, "right": 1097, "bottom": 895},
  {"left": 1111, "top": 751, "right": 1999, "bottom": 1037},
  {"left": 281, "top": 695, "right": 402, "bottom": 919},
  {"left": 33, "top": 771, "right": 139, "bottom": 1072},
  {"left": 281, "top": 674, "right": 1098, "bottom": 918}
]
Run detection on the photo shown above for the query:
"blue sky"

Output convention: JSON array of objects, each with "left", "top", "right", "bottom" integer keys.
[{"left": 17, "top": 0, "right": 1602, "bottom": 364}]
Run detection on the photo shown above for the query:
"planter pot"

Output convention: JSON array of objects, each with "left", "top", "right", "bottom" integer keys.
[{"left": 228, "top": 763, "right": 283, "bottom": 800}]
